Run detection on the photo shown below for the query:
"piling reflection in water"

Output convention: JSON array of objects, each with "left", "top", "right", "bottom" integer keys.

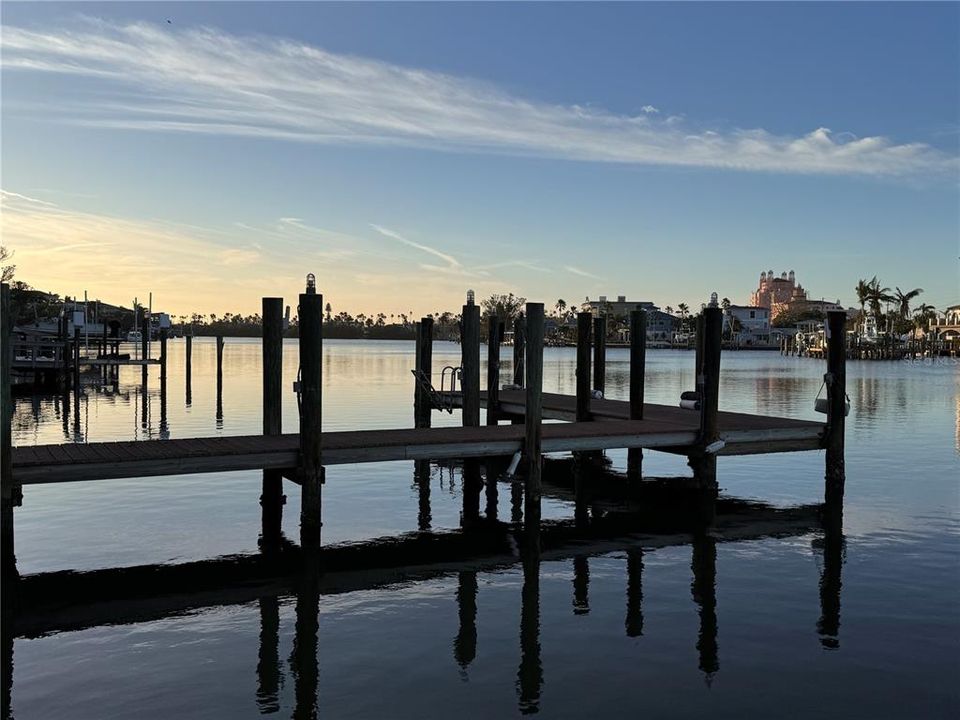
[
  {"left": 256, "top": 596, "right": 282, "bottom": 714},
  {"left": 816, "top": 527, "right": 845, "bottom": 649},
  {"left": 289, "top": 568, "right": 320, "bottom": 720},
  {"left": 414, "top": 460, "right": 431, "bottom": 531},
  {"left": 691, "top": 534, "right": 719, "bottom": 682},
  {"left": 517, "top": 548, "right": 543, "bottom": 715},
  {"left": 511, "top": 479, "right": 523, "bottom": 524},
  {"left": 573, "top": 555, "right": 590, "bottom": 615},
  {"left": 2, "top": 604, "right": 11, "bottom": 720},
  {"left": 454, "top": 570, "right": 478, "bottom": 674},
  {"left": 625, "top": 548, "right": 644, "bottom": 637}
]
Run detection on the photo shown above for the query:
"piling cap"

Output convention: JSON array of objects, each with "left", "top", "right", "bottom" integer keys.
[{"left": 306, "top": 273, "right": 316, "bottom": 295}]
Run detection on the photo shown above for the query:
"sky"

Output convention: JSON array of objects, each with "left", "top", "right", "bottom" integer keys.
[{"left": 2, "top": 1, "right": 958, "bottom": 318}]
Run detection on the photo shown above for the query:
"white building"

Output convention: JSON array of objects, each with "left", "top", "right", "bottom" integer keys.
[{"left": 724, "top": 305, "right": 772, "bottom": 346}]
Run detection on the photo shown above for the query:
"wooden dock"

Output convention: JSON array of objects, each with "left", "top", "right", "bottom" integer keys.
[
  {"left": 11, "top": 404, "right": 823, "bottom": 485},
  {"left": 2, "top": 280, "right": 849, "bottom": 581}
]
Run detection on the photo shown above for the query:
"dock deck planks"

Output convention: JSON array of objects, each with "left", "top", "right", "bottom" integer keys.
[{"left": 11, "top": 395, "right": 824, "bottom": 485}]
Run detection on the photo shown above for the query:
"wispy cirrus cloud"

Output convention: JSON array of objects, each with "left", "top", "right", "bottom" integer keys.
[
  {"left": 2, "top": 20, "right": 955, "bottom": 178},
  {"left": 370, "top": 223, "right": 463, "bottom": 273},
  {"left": 564, "top": 265, "right": 603, "bottom": 281}
]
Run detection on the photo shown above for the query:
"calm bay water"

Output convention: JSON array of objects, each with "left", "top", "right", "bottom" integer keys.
[{"left": 7, "top": 339, "right": 960, "bottom": 718}]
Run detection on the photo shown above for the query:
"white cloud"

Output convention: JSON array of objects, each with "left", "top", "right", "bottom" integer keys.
[
  {"left": 2, "top": 20, "right": 955, "bottom": 178},
  {"left": 641, "top": 105, "right": 660, "bottom": 114},
  {"left": 564, "top": 265, "right": 603, "bottom": 281},
  {"left": 369, "top": 223, "right": 462, "bottom": 272}
]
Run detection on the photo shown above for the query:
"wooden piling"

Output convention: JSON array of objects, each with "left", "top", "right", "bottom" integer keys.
[
  {"left": 1, "top": 283, "right": 17, "bottom": 580},
  {"left": 414, "top": 318, "right": 434, "bottom": 429},
  {"left": 486, "top": 315, "right": 501, "bottom": 425},
  {"left": 513, "top": 313, "right": 526, "bottom": 388},
  {"left": 524, "top": 303, "right": 544, "bottom": 535},
  {"left": 159, "top": 328, "right": 168, "bottom": 384},
  {"left": 701, "top": 307, "right": 722, "bottom": 453},
  {"left": 73, "top": 326, "right": 81, "bottom": 387},
  {"left": 216, "top": 335, "right": 225, "bottom": 394},
  {"left": 461, "top": 304, "right": 481, "bottom": 427},
  {"left": 461, "top": 302, "right": 481, "bottom": 524},
  {"left": 593, "top": 314, "right": 606, "bottom": 396},
  {"left": 185, "top": 335, "right": 193, "bottom": 406},
  {"left": 824, "top": 310, "right": 847, "bottom": 524},
  {"left": 692, "top": 307, "right": 723, "bottom": 524},
  {"left": 694, "top": 314, "right": 705, "bottom": 392},
  {"left": 140, "top": 309, "right": 149, "bottom": 385},
  {"left": 627, "top": 309, "right": 647, "bottom": 481},
  {"left": 485, "top": 316, "right": 503, "bottom": 518},
  {"left": 261, "top": 298, "right": 284, "bottom": 549},
  {"left": 576, "top": 312, "right": 592, "bottom": 422},
  {"left": 298, "top": 286, "right": 324, "bottom": 549}
]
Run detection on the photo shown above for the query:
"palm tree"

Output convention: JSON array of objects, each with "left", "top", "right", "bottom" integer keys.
[
  {"left": 676, "top": 303, "right": 690, "bottom": 332},
  {"left": 894, "top": 287, "right": 923, "bottom": 318},
  {"left": 913, "top": 303, "right": 936, "bottom": 333},
  {"left": 866, "top": 278, "right": 894, "bottom": 322},
  {"left": 855, "top": 278, "right": 875, "bottom": 336},
  {"left": 555, "top": 299, "right": 567, "bottom": 318},
  {"left": 664, "top": 305, "right": 674, "bottom": 316},
  {"left": 721, "top": 297, "right": 731, "bottom": 311}
]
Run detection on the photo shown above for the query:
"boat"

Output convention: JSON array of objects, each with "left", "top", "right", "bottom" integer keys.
[{"left": 126, "top": 330, "right": 142, "bottom": 343}]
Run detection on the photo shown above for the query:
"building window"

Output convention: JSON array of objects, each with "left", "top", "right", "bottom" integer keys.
[{"left": 750, "top": 311, "right": 755, "bottom": 319}]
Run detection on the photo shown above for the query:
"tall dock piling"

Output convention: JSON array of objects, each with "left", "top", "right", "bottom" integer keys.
[
  {"left": 486, "top": 315, "right": 501, "bottom": 425},
  {"left": 73, "top": 327, "right": 81, "bottom": 389},
  {"left": 216, "top": 336, "right": 225, "bottom": 423},
  {"left": 485, "top": 315, "right": 502, "bottom": 517},
  {"left": 694, "top": 314, "right": 705, "bottom": 394},
  {"left": 824, "top": 310, "right": 847, "bottom": 526},
  {"left": 461, "top": 299, "right": 482, "bottom": 524},
  {"left": 1, "top": 283, "right": 18, "bottom": 580},
  {"left": 140, "top": 309, "right": 149, "bottom": 385},
  {"left": 511, "top": 312, "right": 525, "bottom": 427},
  {"left": 593, "top": 314, "right": 606, "bottom": 396},
  {"left": 524, "top": 303, "right": 544, "bottom": 539},
  {"left": 575, "top": 311, "right": 593, "bottom": 520},
  {"left": 159, "top": 329, "right": 168, "bottom": 385},
  {"left": 413, "top": 317, "right": 434, "bottom": 525},
  {"left": 185, "top": 335, "right": 193, "bottom": 406},
  {"left": 298, "top": 278, "right": 324, "bottom": 550},
  {"left": 414, "top": 318, "right": 434, "bottom": 429},
  {"left": 576, "top": 312, "right": 592, "bottom": 422},
  {"left": 513, "top": 313, "right": 526, "bottom": 388},
  {"left": 627, "top": 309, "right": 647, "bottom": 481},
  {"left": 692, "top": 305, "right": 723, "bottom": 523},
  {"left": 261, "top": 297, "right": 285, "bottom": 549}
]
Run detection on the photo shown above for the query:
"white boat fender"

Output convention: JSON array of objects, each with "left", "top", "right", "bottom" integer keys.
[
  {"left": 505, "top": 450, "right": 522, "bottom": 478},
  {"left": 591, "top": 389, "right": 604, "bottom": 399},
  {"left": 705, "top": 439, "right": 726, "bottom": 454},
  {"left": 679, "top": 399, "right": 700, "bottom": 411}
]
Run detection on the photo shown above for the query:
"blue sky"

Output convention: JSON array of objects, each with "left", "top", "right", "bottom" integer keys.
[{"left": 2, "top": 1, "right": 958, "bottom": 316}]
